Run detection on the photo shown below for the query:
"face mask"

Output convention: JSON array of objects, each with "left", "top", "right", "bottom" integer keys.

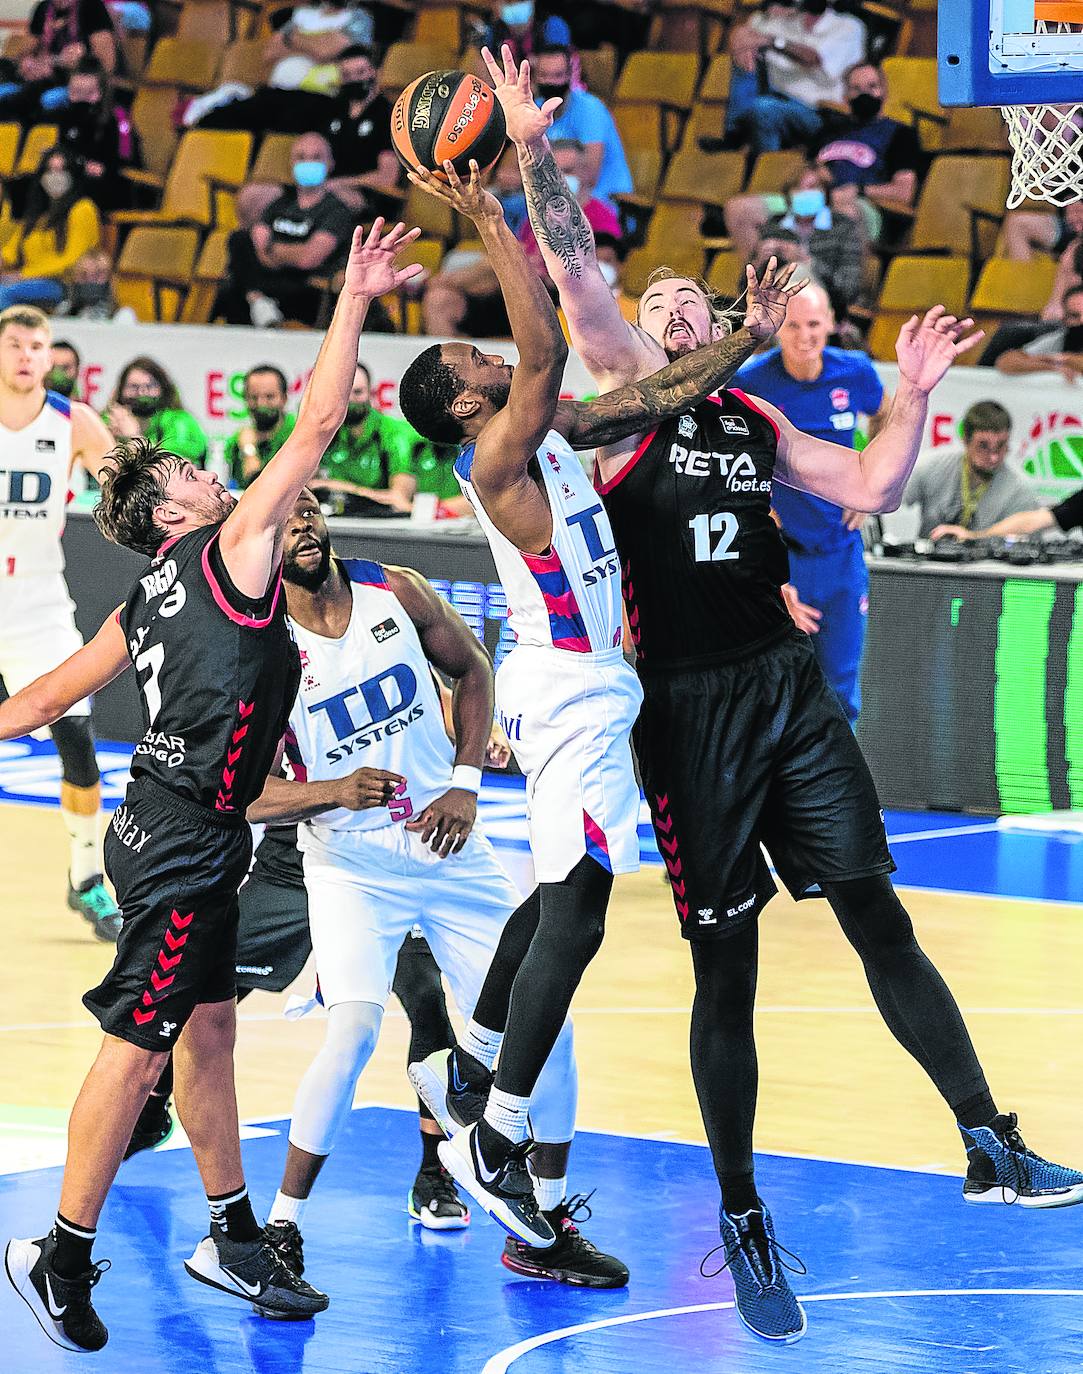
[
  {"left": 125, "top": 394, "right": 160, "bottom": 418},
  {"left": 345, "top": 401, "right": 369, "bottom": 426},
  {"left": 598, "top": 260, "right": 619, "bottom": 288},
  {"left": 339, "top": 79, "right": 373, "bottom": 102},
  {"left": 501, "top": 2, "right": 534, "bottom": 25},
  {"left": 250, "top": 405, "right": 282, "bottom": 432},
  {"left": 536, "top": 83, "right": 570, "bottom": 104},
  {"left": 848, "top": 93, "right": 883, "bottom": 122},
  {"left": 790, "top": 188, "right": 826, "bottom": 217},
  {"left": 72, "top": 281, "right": 110, "bottom": 310},
  {"left": 45, "top": 367, "right": 76, "bottom": 396},
  {"left": 1063, "top": 322, "right": 1083, "bottom": 352},
  {"left": 41, "top": 170, "right": 73, "bottom": 198},
  {"left": 563, "top": 173, "right": 580, "bottom": 197},
  {"left": 293, "top": 160, "right": 328, "bottom": 189},
  {"left": 802, "top": 0, "right": 829, "bottom": 13}
]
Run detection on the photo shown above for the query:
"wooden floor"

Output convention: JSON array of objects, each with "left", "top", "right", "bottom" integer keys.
[{"left": 3, "top": 803, "right": 1082, "bottom": 1176}]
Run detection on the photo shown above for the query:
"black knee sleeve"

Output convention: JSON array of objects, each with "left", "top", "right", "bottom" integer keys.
[
  {"left": 50, "top": 715, "right": 99, "bottom": 789},
  {"left": 392, "top": 940, "right": 455, "bottom": 1064}
]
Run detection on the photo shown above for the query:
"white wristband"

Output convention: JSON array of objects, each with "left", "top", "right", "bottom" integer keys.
[{"left": 451, "top": 765, "right": 482, "bottom": 794}]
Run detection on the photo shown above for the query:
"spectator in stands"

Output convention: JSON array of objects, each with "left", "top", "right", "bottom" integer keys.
[
  {"left": 753, "top": 167, "right": 867, "bottom": 316},
  {"left": 476, "top": 3, "right": 573, "bottom": 64},
  {"left": 931, "top": 485, "right": 1083, "bottom": 542},
  {"left": 1002, "top": 199, "right": 1083, "bottom": 270},
  {"left": 994, "top": 285, "right": 1083, "bottom": 381},
  {"left": 724, "top": 61, "right": 923, "bottom": 261},
  {"left": 0, "top": 146, "right": 100, "bottom": 310},
  {"left": 57, "top": 58, "right": 139, "bottom": 210},
  {"left": 311, "top": 362, "right": 424, "bottom": 514},
  {"left": 225, "top": 364, "right": 297, "bottom": 486},
  {"left": 47, "top": 337, "right": 81, "bottom": 397},
  {"left": 53, "top": 247, "right": 132, "bottom": 321},
  {"left": 22, "top": 0, "right": 117, "bottom": 82},
  {"left": 536, "top": 44, "right": 632, "bottom": 213},
  {"left": 104, "top": 356, "right": 208, "bottom": 463},
  {"left": 902, "top": 401, "right": 1032, "bottom": 539},
  {"left": 267, "top": 1, "right": 375, "bottom": 92},
  {"left": 705, "top": 0, "right": 866, "bottom": 156},
  {"left": 421, "top": 138, "right": 620, "bottom": 335},
  {"left": 216, "top": 132, "right": 358, "bottom": 328},
  {"left": 323, "top": 46, "right": 400, "bottom": 207}
]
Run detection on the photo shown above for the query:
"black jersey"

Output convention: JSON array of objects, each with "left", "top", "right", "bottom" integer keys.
[
  {"left": 120, "top": 522, "right": 301, "bottom": 815},
  {"left": 596, "top": 390, "right": 791, "bottom": 671}
]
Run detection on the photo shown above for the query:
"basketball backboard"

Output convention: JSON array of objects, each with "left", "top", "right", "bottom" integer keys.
[{"left": 939, "top": 0, "right": 1083, "bottom": 105}]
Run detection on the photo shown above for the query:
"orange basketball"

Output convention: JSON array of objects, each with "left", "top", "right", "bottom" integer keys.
[{"left": 391, "top": 70, "right": 507, "bottom": 181}]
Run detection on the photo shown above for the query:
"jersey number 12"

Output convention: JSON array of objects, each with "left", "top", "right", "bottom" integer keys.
[{"left": 688, "top": 512, "right": 739, "bottom": 563}]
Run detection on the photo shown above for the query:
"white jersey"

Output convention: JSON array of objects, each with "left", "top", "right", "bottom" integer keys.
[
  {"left": 456, "top": 430, "right": 623, "bottom": 654},
  {"left": 284, "top": 559, "right": 455, "bottom": 842},
  {"left": 0, "top": 389, "right": 73, "bottom": 577}
]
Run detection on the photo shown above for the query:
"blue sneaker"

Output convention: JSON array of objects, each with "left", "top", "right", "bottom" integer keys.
[
  {"left": 67, "top": 876, "right": 122, "bottom": 943},
  {"left": 705, "top": 1203, "right": 807, "bottom": 1344},
  {"left": 960, "top": 1113, "right": 1083, "bottom": 1208}
]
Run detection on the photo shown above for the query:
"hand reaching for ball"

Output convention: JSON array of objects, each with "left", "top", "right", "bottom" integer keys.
[
  {"left": 407, "top": 160, "right": 505, "bottom": 226},
  {"left": 481, "top": 42, "right": 560, "bottom": 148},
  {"left": 343, "top": 218, "right": 425, "bottom": 299}
]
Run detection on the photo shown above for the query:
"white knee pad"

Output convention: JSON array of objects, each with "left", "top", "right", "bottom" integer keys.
[
  {"left": 529, "top": 1017, "right": 577, "bottom": 1145},
  {"left": 287, "top": 1000, "right": 384, "bottom": 1157}
]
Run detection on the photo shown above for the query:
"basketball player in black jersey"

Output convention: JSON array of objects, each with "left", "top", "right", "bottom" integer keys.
[
  {"left": 485, "top": 45, "right": 1083, "bottom": 1344},
  {"left": 0, "top": 219, "right": 424, "bottom": 1352}
]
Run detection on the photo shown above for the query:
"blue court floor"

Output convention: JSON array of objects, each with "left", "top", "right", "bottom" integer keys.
[{"left": 3, "top": 1106, "right": 1082, "bottom": 1374}]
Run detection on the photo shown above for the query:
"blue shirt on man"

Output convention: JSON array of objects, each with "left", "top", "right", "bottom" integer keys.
[
  {"left": 738, "top": 346, "right": 884, "bottom": 554},
  {"left": 543, "top": 88, "right": 633, "bottom": 211}
]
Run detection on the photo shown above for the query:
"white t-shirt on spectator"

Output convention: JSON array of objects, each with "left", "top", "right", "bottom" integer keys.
[
  {"left": 751, "top": 6, "right": 866, "bottom": 109},
  {"left": 271, "top": 4, "right": 374, "bottom": 89}
]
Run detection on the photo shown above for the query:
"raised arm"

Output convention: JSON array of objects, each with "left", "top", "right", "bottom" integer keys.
[
  {"left": 556, "top": 260, "right": 803, "bottom": 449},
  {"left": 769, "top": 307, "right": 984, "bottom": 513},
  {"left": 482, "top": 43, "right": 659, "bottom": 387},
  {"left": 218, "top": 219, "right": 423, "bottom": 598},
  {"left": 72, "top": 401, "right": 117, "bottom": 482},
  {"left": 407, "top": 159, "right": 567, "bottom": 484},
  {"left": 0, "top": 608, "right": 129, "bottom": 740}
]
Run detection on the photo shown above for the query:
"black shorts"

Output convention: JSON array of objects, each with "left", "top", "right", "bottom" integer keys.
[
  {"left": 635, "top": 630, "right": 894, "bottom": 943},
  {"left": 84, "top": 777, "right": 252, "bottom": 1050},
  {"left": 234, "top": 863, "right": 310, "bottom": 994}
]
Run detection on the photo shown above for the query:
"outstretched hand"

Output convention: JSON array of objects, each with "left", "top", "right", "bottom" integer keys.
[
  {"left": 343, "top": 219, "right": 424, "bottom": 299},
  {"left": 407, "top": 159, "right": 504, "bottom": 226},
  {"left": 481, "top": 42, "right": 560, "bottom": 146},
  {"left": 895, "top": 306, "right": 984, "bottom": 393},
  {"left": 743, "top": 256, "right": 805, "bottom": 341}
]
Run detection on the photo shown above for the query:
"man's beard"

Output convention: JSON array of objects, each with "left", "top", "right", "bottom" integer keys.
[
  {"left": 480, "top": 377, "right": 512, "bottom": 410},
  {"left": 283, "top": 532, "right": 332, "bottom": 590}
]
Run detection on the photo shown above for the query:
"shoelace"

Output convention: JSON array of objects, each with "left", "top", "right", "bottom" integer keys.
[
  {"left": 267, "top": 1222, "right": 304, "bottom": 1267},
  {"left": 700, "top": 1230, "right": 806, "bottom": 1290},
  {"left": 67, "top": 1258, "right": 111, "bottom": 1306},
  {"left": 996, "top": 1114, "right": 1034, "bottom": 1199},
  {"left": 424, "top": 1167, "right": 463, "bottom": 1208}
]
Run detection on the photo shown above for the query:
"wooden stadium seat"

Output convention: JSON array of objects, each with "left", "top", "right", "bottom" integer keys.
[
  {"left": 413, "top": 7, "right": 464, "bottom": 49},
  {"left": 941, "top": 107, "right": 1010, "bottom": 154},
  {"left": 865, "top": 255, "right": 970, "bottom": 360},
  {"left": 744, "top": 150, "right": 808, "bottom": 195},
  {"left": 881, "top": 57, "right": 940, "bottom": 149},
  {"left": 698, "top": 53, "right": 732, "bottom": 106},
  {"left": 622, "top": 242, "right": 707, "bottom": 296},
  {"left": 130, "top": 87, "right": 180, "bottom": 181},
  {"left": 181, "top": 228, "right": 232, "bottom": 323},
  {"left": 114, "top": 226, "right": 200, "bottom": 322},
  {"left": 14, "top": 125, "right": 58, "bottom": 176},
  {"left": 659, "top": 147, "right": 745, "bottom": 210},
  {"left": 579, "top": 47, "right": 619, "bottom": 102},
  {"left": 378, "top": 43, "right": 458, "bottom": 96},
  {"left": 614, "top": 52, "right": 699, "bottom": 153},
  {"left": 642, "top": 203, "right": 716, "bottom": 258},
  {"left": 908, "top": 155, "right": 1011, "bottom": 262},
  {"left": 0, "top": 124, "right": 20, "bottom": 179},
  {"left": 115, "top": 130, "right": 253, "bottom": 229},
  {"left": 218, "top": 38, "right": 272, "bottom": 87},
  {"left": 176, "top": 1, "right": 233, "bottom": 40},
  {"left": 383, "top": 236, "right": 444, "bottom": 333},
  {"left": 969, "top": 255, "right": 1058, "bottom": 336},
  {"left": 705, "top": 248, "right": 743, "bottom": 297},
  {"left": 614, "top": 103, "right": 665, "bottom": 157},
  {"left": 649, "top": 1, "right": 731, "bottom": 62},
  {"left": 249, "top": 132, "right": 295, "bottom": 185},
  {"left": 142, "top": 37, "right": 222, "bottom": 92}
]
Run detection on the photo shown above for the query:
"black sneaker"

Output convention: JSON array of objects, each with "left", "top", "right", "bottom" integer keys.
[
  {"left": 123, "top": 1095, "right": 174, "bottom": 1160},
  {"left": 705, "top": 1203, "right": 807, "bottom": 1344},
  {"left": 439, "top": 1122, "right": 555, "bottom": 1247},
  {"left": 501, "top": 1192, "right": 628, "bottom": 1288},
  {"left": 960, "top": 1112, "right": 1083, "bottom": 1207},
  {"left": 408, "top": 1047, "right": 493, "bottom": 1137},
  {"left": 67, "top": 876, "right": 122, "bottom": 942},
  {"left": 265, "top": 1220, "right": 306, "bottom": 1276},
  {"left": 5, "top": 1230, "right": 110, "bottom": 1352},
  {"left": 184, "top": 1224, "right": 329, "bottom": 1320},
  {"left": 408, "top": 1163, "right": 471, "bottom": 1231}
]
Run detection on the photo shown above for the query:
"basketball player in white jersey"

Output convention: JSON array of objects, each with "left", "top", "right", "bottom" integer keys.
[
  {"left": 0, "top": 305, "right": 120, "bottom": 939},
  {"left": 249, "top": 489, "right": 628, "bottom": 1289},
  {"left": 397, "top": 161, "right": 800, "bottom": 1245}
]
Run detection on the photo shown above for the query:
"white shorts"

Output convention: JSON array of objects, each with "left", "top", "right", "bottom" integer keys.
[
  {"left": 497, "top": 644, "right": 643, "bottom": 883},
  {"left": 0, "top": 573, "right": 89, "bottom": 718},
  {"left": 300, "top": 818, "right": 522, "bottom": 1015}
]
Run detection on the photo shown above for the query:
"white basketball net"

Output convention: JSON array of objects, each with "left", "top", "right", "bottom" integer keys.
[{"left": 1001, "top": 21, "right": 1083, "bottom": 207}]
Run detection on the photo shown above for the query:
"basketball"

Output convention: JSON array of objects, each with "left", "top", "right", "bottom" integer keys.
[{"left": 391, "top": 70, "right": 507, "bottom": 181}]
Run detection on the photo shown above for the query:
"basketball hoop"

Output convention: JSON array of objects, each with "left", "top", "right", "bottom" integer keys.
[{"left": 1001, "top": 11, "right": 1083, "bottom": 206}]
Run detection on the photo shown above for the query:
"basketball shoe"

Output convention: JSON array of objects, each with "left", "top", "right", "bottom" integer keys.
[
  {"left": 185, "top": 1224, "right": 329, "bottom": 1319},
  {"left": 265, "top": 1220, "right": 306, "bottom": 1275},
  {"left": 408, "top": 1046, "right": 492, "bottom": 1137},
  {"left": 707, "top": 1203, "right": 807, "bottom": 1344},
  {"left": 439, "top": 1121, "right": 555, "bottom": 1247},
  {"left": 5, "top": 1230, "right": 110, "bottom": 1352},
  {"left": 68, "top": 876, "right": 122, "bottom": 942},
  {"left": 501, "top": 1193, "right": 628, "bottom": 1287},
  {"left": 960, "top": 1113, "right": 1083, "bottom": 1207},
  {"left": 123, "top": 1093, "right": 174, "bottom": 1159},
  {"left": 408, "top": 1164, "right": 471, "bottom": 1230}
]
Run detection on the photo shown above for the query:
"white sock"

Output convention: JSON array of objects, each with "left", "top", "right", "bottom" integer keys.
[
  {"left": 462, "top": 1019, "right": 503, "bottom": 1071},
  {"left": 532, "top": 1172, "right": 566, "bottom": 1214},
  {"left": 61, "top": 807, "right": 101, "bottom": 888},
  {"left": 269, "top": 1190, "right": 308, "bottom": 1227},
  {"left": 483, "top": 1087, "right": 531, "bottom": 1144}
]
